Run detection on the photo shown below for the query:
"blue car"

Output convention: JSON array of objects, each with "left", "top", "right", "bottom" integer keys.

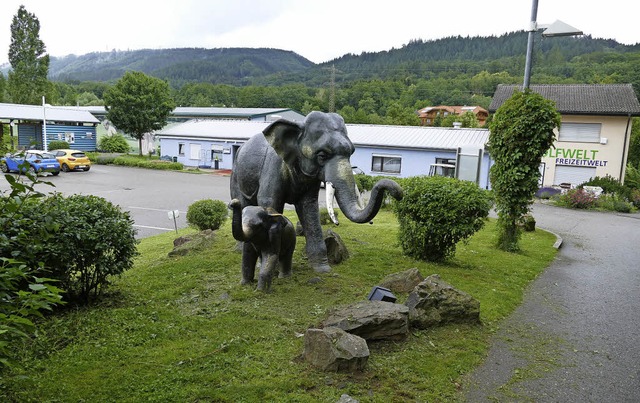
[{"left": 1, "top": 150, "right": 61, "bottom": 176}]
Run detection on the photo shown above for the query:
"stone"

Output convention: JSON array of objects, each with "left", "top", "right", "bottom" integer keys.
[
  {"left": 324, "top": 228, "right": 349, "bottom": 265},
  {"left": 337, "top": 394, "right": 359, "bottom": 403},
  {"left": 405, "top": 274, "right": 480, "bottom": 329},
  {"left": 322, "top": 300, "right": 409, "bottom": 341},
  {"left": 169, "top": 230, "right": 215, "bottom": 257},
  {"left": 379, "top": 268, "right": 424, "bottom": 293},
  {"left": 303, "top": 327, "right": 369, "bottom": 372}
]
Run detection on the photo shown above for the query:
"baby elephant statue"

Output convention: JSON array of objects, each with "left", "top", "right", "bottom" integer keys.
[{"left": 228, "top": 199, "right": 296, "bottom": 292}]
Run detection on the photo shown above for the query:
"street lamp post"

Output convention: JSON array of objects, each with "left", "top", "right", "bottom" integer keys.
[
  {"left": 523, "top": 0, "right": 539, "bottom": 90},
  {"left": 522, "top": 0, "right": 583, "bottom": 91}
]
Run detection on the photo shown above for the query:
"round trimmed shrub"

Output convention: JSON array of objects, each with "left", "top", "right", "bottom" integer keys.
[
  {"left": 393, "top": 175, "right": 492, "bottom": 262},
  {"left": 187, "top": 199, "right": 228, "bottom": 231},
  {"left": 99, "top": 133, "right": 131, "bottom": 153},
  {"left": 3, "top": 193, "right": 138, "bottom": 304},
  {"left": 48, "top": 140, "right": 70, "bottom": 150}
]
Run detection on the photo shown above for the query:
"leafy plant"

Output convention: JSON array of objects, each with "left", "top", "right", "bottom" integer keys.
[
  {"left": 393, "top": 175, "right": 492, "bottom": 262},
  {"left": 488, "top": 89, "right": 561, "bottom": 252},
  {"left": 98, "top": 133, "right": 130, "bottom": 153},
  {"left": 187, "top": 199, "right": 228, "bottom": 231},
  {"left": 46, "top": 140, "right": 69, "bottom": 151},
  {"left": 0, "top": 171, "right": 64, "bottom": 368},
  {"left": 579, "top": 174, "right": 630, "bottom": 198},
  {"left": 557, "top": 188, "right": 598, "bottom": 209},
  {"left": 27, "top": 194, "right": 139, "bottom": 304}
]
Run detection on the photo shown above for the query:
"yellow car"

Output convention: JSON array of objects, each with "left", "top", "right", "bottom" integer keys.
[{"left": 53, "top": 149, "right": 92, "bottom": 172}]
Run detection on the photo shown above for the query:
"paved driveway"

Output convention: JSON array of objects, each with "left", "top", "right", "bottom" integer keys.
[
  {"left": 465, "top": 203, "right": 640, "bottom": 402},
  {"left": 1, "top": 165, "right": 233, "bottom": 238}
]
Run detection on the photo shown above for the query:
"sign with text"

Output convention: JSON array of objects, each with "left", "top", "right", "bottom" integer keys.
[{"left": 544, "top": 147, "right": 608, "bottom": 167}]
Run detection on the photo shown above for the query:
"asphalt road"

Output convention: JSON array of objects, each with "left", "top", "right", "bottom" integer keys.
[
  {"left": 465, "top": 203, "right": 640, "bottom": 402},
  {"left": 0, "top": 165, "right": 234, "bottom": 238}
]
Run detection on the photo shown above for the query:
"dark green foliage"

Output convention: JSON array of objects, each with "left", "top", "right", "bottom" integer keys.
[
  {"left": 98, "top": 134, "right": 130, "bottom": 153},
  {"left": 7, "top": 5, "right": 51, "bottom": 105},
  {"left": 47, "top": 140, "right": 69, "bottom": 150},
  {"left": 187, "top": 199, "right": 228, "bottom": 231},
  {"left": 579, "top": 174, "right": 630, "bottom": 198},
  {"left": 7, "top": 194, "right": 139, "bottom": 304},
  {"left": 104, "top": 71, "right": 175, "bottom": 155},
  {"left": 393, "top": 176, "right": 492, "bottom": 262},
  {"left": 0, "top": 173, "right": 64, "bottom": 368},
  {"left": 489, "top": 89, "right": 561, "bottom": 252}
]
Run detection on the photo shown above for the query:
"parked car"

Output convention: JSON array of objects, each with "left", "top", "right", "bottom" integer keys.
[
  {"left": 1, "top": 150, "right": 60, "bottom": 176},
  {"left": 53, "top": 149, "right": 92, "bottom": 172}
]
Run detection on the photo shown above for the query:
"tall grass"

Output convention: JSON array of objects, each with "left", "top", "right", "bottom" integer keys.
[{"left": 2, "top": 211, "right": 557, "bottom": 402}]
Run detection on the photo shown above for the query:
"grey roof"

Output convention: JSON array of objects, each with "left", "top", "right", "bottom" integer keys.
[
  {"left": 156, "top": 119, "right": 270, "bottom": 140},
  {"left": 172, "top": 107, "right": 298, "bottom": 119},
  {"left": 490, "top": 84, "right": 640, "bottom": 116},
  {"left": 0, "top": 103, "right": 99, "bottom": 123},
  {"left": 156, "top": 119, "right": 489, "bottom": 151},
  {"left": 57, "top": 106, "right": 303, "bottom": 120}
]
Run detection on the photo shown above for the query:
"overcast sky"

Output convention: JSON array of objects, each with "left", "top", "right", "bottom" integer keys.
[{"left": 1, "top": 0, "right": 639, "bottom": 67}]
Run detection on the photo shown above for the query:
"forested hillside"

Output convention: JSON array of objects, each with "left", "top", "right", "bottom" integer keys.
[
  {"left": 4, "top": 31, "right": 639, "bottom": 127},
  {"left": 48, "top": 48, "right": 315, "bottom": 85}
]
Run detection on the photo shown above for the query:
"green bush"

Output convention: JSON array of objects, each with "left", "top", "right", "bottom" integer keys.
[
  {"left": 187, "top": 199, "right": 228, "bottom": 231},
  {"left": 557, "top": 188, "right": 597, "bottom": 209},
  {"left": 99, "top": 134, "right": 131, "bottom": 153},
  {"left": 0, "top": 174, "right": 65, "bottom": 368},
  {"left": 112, "top": 156, "right": 183, "bottom": 170},
  {"left": 2, "top": 192, "right": 138, "bottom": 304},
  {"left": 47, "top": 140, "right": 69, "bottom": 150},
  {"left": 579, "top": 175, "right": 630, "bottom": 198},
  {"left": 393, "top": 176, "right": 492, "bottom": 262}
]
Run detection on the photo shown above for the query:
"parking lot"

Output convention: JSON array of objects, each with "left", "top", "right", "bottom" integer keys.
[{"left": 0, "top": 165, "right": 234, "bottom": 238}]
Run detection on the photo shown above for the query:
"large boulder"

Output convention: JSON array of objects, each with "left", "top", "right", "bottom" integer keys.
[
  {"left": 324, "top": 228, "right": 349, "bottom": 265},
  {"left": 303, "top": 327, "right": 369, "bottom": 372},
  {"left": 322, "top": 301, "right": 409, "bottom": 341},
  {"left": 405, "top": 274, "right": 480, "bottom": 329},
  {"left": 379, "top": 268, "right": 424, "bottom": 293}
]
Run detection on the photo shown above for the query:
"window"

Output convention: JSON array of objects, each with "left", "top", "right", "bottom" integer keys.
[
  {"left": 372, "top": 154, "right": 401, "bottom": 174},
  {"left": 178, "top": 143, "right": 185, "bottom": 156},
  {"left": 64, "top": 132, "right": 75, "bottom": 144},
  {"left": 429, "top": 157, "right": 456, "bottom": 177},
  {"left": 189, "top": 143, "right": 201, "bottom": 160},
  {"left": 558, "top": 123, "right": 601, "bottom": 143}
]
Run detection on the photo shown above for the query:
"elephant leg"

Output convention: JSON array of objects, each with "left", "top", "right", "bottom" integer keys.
[
  {"left": 257, "top": 254, "right": 278, "bottom": 292},
  {"left": 279, "top": 246, "right": 294, "bottom": 278},
  {"left": 241, "top": 242, "right": 259, "bottom": 285},
  {"left": 296, "top": 196, "right": 330, "bottom": 273}
]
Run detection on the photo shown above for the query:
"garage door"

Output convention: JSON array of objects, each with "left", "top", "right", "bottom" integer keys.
[{"left": 553, "top": 166, "right": 597, "bottom": 187}]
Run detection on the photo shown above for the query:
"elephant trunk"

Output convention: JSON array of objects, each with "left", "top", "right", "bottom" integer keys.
[
  {"left": 327, "top": 159, "right": 404, "bottom": 224},
  {"left": 228, "top": 199, "right": 247, "bottom": 242}
]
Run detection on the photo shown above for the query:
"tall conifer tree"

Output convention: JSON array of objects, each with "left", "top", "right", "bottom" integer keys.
[{"left": 7, "top": 5, "right": 50, "bottom": 105}]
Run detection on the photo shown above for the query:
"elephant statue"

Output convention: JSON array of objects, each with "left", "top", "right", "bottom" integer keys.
[
  {"left": 228, "top": 199, "right": 296, "bottom": 292},
  {"left": 230, "top": 111, "right": 403, "bottom": 273}
]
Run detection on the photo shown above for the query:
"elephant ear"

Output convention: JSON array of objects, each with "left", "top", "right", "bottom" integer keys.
[{"left": 263, "top": 119, "right": 303, "bottom": 166}]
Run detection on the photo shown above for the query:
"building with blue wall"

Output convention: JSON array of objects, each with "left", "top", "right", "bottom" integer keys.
[
  {"left": 0, "top": 103, "right": 99, "bottom": 151},
  {"left": 156, "top": 119, "right": 491, "bottom": 187}
]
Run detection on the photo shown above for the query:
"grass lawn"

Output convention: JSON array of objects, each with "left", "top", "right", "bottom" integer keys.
[{"left": 2, "top": 210, "right": 557, "bottom": 402}]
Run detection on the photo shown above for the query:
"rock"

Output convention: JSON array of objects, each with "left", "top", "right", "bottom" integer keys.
[
  {"left": 325, "top": 228, "right": 349, "bottom": 265},
  {"left": 169, "top": 230, "right": 216, "bottom": 257},
  {"left": 322, "top": 301, "right": 409, "bottom": 341},
  {"left": 337, "top": 394, "right": 359, "bottom": 403},
  {"left": 405, "top": 274, "right": 480, "bottom": 329},
  {"left": 379, "top": 268, "right": 424, "bottom": 293},
  {"left": 303, "top": 327, "right": 369, "bottom": 372}
]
